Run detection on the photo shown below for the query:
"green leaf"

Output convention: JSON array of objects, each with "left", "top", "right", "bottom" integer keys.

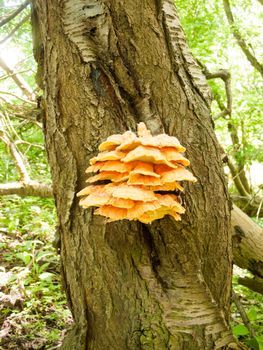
[
  {"left": 246, "top": 337, "right": 259, "bottom": 350},
  {"left": 36, "top": 251, "right": 55, "bottom": 262},
  {"left": 256, "top": 336, "right": 263, "bottom": 350},
  {"left": 248, "top": 307, "right": 258, "bottom": 321},
  {"left": 39, "top": 272, "right": 55, "bottom": 281},
  {"left": 232, "top": 324, "right": 249, "bottom": 337},
  {"left": 16, "top": 251, "right": 31, "bottom": 265}
]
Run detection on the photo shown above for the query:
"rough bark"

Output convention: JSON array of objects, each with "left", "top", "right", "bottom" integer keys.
[{"left": 31, "top": 1, "right": 236, "bottom": 349}]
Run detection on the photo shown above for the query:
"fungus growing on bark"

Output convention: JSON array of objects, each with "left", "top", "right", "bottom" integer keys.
[{"left": 77, "top": 122, "right": 197, "bottom": 223}]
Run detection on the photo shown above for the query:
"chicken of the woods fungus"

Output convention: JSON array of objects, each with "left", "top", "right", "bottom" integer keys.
[{"left": 77, "top": 122, "right": 197, "bottom": 223}]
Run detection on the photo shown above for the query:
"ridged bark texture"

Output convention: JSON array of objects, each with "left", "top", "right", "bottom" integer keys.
[{"left": 31, "top": 1, "right": 235, "bottom": 349}]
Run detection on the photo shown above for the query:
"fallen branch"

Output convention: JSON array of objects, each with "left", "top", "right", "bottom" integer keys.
[
  {"left": 0, "top": 181, "right": 263, "bottom": 292},
  {"left": 232, "top": 204, "right": 263, "bottom": 278},
  {"left": 0, "top": 181, "right": 53, "bottom": 198},
  {"left": 238, "top": 276, "right": 263, "bottom": 295}
]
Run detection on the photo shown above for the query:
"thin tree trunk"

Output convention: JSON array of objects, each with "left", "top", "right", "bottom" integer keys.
[{"left": 31, "top": 1, "right": 236, "bottom": 349}]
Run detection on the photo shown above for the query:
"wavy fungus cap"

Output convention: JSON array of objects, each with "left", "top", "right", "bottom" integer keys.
[{"left": 77, "top": 122, "right": 197, "bottom": 223}]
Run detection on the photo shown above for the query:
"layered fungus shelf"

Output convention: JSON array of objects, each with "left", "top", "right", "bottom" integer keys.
[{"left": 77, "top": 123, "right": 197, "bottom": 223}]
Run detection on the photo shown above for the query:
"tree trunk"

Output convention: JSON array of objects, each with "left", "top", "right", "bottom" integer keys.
[{"left": 31, "top": 1, "right": 236, "bottom": 349}]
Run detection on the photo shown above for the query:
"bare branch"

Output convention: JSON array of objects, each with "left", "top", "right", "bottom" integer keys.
[
  {"left": 223, "top": 0, "right": 263, "bottom": 77},
  {"left": 202, "top": 65, "right": 232, "bottom": 118},
  {"left": 0, "top": 100, "right": 42, "bottom": 126},
  {"left": 256, "top": 197, "right": 263, "bottom": 220},
  {"left": 0, "top": 56, "right": 35, "bottom": 100},
  {"left": 227, "top": 159, "right": 250, "bottom": 198},
  {"left": 0, "top": 69, "right": 32, "bottom": 82},
  {"left": 0, "top": 90, "right": 36, "bottom": 105},
  {"left": 0, "top": 0, "right": 30, "bottom": 28},
  {"left": 0, "top": 129, "right": 30, "bottom": 182},
  {"left": 14, "top": 139, "right": 45, "bottom": 150},
  {"left": 0, "top": 14, "right": 30, "bottom": 45},
  {"left": 0, "top": 113, "right": 51, "bottom": 198},
  {"left": 200, "top": 63, "right": 252, "bottom": 197},
  {"left": 13, "top": 54, "right": 33, "bottom": 69},
  {"left": 12, "top": 112, "right": 42, "bottom": 127},
  {"left": 0, "top": 181, "right": 53, "bottom": 198},
  {"left": 232, "top": 292, "right": 256, "bottom": 337}
]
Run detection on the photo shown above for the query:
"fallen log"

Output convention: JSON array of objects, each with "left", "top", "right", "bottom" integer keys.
[{"left": 231, "top": 204, "right": 263, "bottom": 293}]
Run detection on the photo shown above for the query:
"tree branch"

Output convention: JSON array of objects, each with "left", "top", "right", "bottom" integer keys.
[
  {"left": 201, "top": 64, "right": 232, "bottom": 118},
  {"left": 0, "top": 90, "right": 36, "bottom": 105},
  {"left": 227, "top": 159, "right": 250, "bottom": 198},
  {"left": 1, "top": 101, "right": 42, "bottom": 127},
  {"left": 223, "top": 0, "right": 263, "bottom": 77},
  {"left": 0, "top": 69, "right": 32, "bottom": 82},
  {"left": 0, "top": 0, "right": 30, "bottom": 28},
  {"left": 201, "top": 63, "right": 252, "bottom": 196},
  {"left": 0, "top": 14, "right": 30, "bottom": 46},
  {"left": 232, "top": 291, "right": 256, "bottom": 337},
  {"left": 0, "top": 181, "right": 53, "bottom": 198},
  {"left": 232, "top": 192, "right": 263, "bottom": 217},
  {"left": 0, "top": 113, "right": 51, "bottom": 198},
  {"left": 14, "top": 139, "right": 45, "bottom": 150},
  {"left": 0, "top": 129, "right": 30, "bottom": 182},
  {"left": 0, "top": 56, "right": 35, "bottom": 100}
]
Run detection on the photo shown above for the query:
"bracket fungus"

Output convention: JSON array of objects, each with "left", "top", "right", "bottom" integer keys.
[{"left": 77, "top": 123, "right": 197, "bottom": 223}]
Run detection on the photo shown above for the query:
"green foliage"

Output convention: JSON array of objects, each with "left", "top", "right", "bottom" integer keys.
[
  {"left": 0, "top": 196, "right": 72, "bottom": 349},
  {"left": 177, "top": 0, "right": 263, "bottom": 189},
  {"left": 232, "top": 271, "right": 263, "bottom": 349},
  {"left": 0, "top": 3, "right": 71, "bottom": 346}
]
